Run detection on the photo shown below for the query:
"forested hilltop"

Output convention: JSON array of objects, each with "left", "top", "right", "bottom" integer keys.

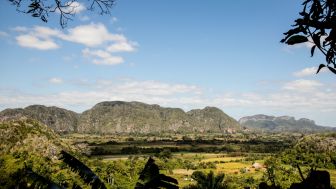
[
  {"left": 1, "top": 101, "right": 334, "bottom": 135},
  {"left": 0, "top": 101, "right": 241, "bottom": 134}
]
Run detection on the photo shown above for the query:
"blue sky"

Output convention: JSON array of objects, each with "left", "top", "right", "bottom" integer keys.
[{"left": 0, "top": 0, "right": 335, "bottom": 126}]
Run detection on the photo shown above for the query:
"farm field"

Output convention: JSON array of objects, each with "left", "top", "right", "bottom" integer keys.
[
  {"left": 79, "top": 133, "right": 336, "bottom": 188},
  {"left": 96, "top": 152, "right": 265, "bottom": 188},
  {"left": 94, "top": 151, "right": 336, "bottom": 188}
]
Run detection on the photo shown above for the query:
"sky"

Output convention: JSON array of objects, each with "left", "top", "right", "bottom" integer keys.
[{"left": 0, "top": 0, "right": 335, "bottom": 126}]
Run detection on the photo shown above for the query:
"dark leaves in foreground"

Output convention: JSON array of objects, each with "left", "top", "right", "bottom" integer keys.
[
  {"left": 281, "top": 0, "right": 336, "bottom": 75},
  {"left": 8, "top": 0, "right": 116, "bottom": 28},
  {"left": 135, "top": 157, "right": 179, "bottom": 189},
  {"left": 12, "top": 167, "right": 64, "bottom": 189},
  {"left": 59, "top": 150, "right": 106, "bottom": 189},
  {"left": 25, "top": 168, "right": 65, "bottom": 189}
]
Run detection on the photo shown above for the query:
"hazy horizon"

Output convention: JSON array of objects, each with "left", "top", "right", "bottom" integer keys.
[{"left": 1, "top": 100, "right": 335, "bottom": 127}]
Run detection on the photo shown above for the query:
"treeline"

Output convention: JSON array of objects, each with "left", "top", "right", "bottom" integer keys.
[{"left": 90, "top": 142, "right": 293, "bottom": 156}]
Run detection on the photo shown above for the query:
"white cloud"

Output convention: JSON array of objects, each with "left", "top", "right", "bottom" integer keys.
[
  {"left": 82, "top": 48, "right": 124, "bottom": 65},
  {"left": 12, "top": 26, "right": 28, "bottom": 32},
  {"left": 16, "top": 24, "right": 127, "bottom": 47},
  {"left": 49, "top": 77, "right": 63, "bottom": 84},
  {"left": 293, "top": 66, "right": 327, "bottom": 77},
  {"left": 107, "top": 41, "right": 137, "bottom": 52},
  {"left": 0, "top": 79, "right": 203, "bottom": 112},
  {"left": 16, "top": 34, "right": 59, "bottom": 50},
  {"left": 13, "top": 23, "right": 138, "bottom": 65},
  {"left": 60, "top": 23, "right": 126, "bottom": 47},
  {"left": 55, "top": 1, "right": 86, "bottom": 14},
  {"left": 283, "top": 79, "right": 323, "bottom": 92},
  {"left": 1, "top": 78, "right": 336, "bottom": 125},
  {"left": 65, "top": 2, "right": 86, "bottom": 14},
  {"left": 293, "top": 67, "right": 317, "bottom": 77},
  {"left": 1, "top": 79, "right": 334, "bottom": 113},
  {"left": 33, "top": 26, "right": 62, "bottom": 38}
]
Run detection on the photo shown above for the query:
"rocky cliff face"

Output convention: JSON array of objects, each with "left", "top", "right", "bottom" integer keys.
[
  {"left": 187, "top": 107, "right": 241, "bottom": 133},
  {"left": 239, "top": 114, "right": 334, "bottom": 132},
  {"left": 0, "top": 105, "right": 79, "bottom": 133},
  {"left": 0, "top": 101, "right": 241, "bottom": 134},
  {"left": 77, "top": 101, "right": 241, "bottom": 134}
]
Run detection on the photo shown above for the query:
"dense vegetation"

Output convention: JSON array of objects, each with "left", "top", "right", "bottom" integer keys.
[{"left": 1, "top": 118, "right": 336, "bottom": 188}]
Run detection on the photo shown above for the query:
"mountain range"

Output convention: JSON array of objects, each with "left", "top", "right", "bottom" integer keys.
[
  {"left": 0, "top": 101, "right": 334, "bottom": 134},
  {"left": 0, "top": 101, "right": 240, "bottom": 134},
  {"left": 239, "top": 114, "right": 335, "bottom": 132}
]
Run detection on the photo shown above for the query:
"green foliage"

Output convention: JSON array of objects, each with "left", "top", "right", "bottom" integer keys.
[
  {"left": 262, "top": 156, "right": 302, "bottom": 188},
  {"left": 184, "top": 170, "right": 227, "bottom": 189},
  {"left": 155, "top": 149, "right": 173, "bottom": 160},
  {"left": 281, "top": 135, "right": 336, "bottom": 169}
]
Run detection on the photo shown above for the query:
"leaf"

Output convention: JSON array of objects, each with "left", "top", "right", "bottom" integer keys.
[
  {"left": 24, "top": 168, "right": 64, "bottom": 189},
  {"left": 41, "top": 15, "right": 47, "bottom": 23},
  {"left": 316, "top": 64, "right": 326, "bottom": 74},
  {"left": 285, "top": 35, "right": 308, "bottom": 45},
  {"left": 327, "top": 66, "right": 336, "bottom": 74},
  {"left": 311, "top": 45, "right": 316, "bottom": 57},
  {"left": 32, "top": 13, "right": 40, "bottom": 17},
  {"left": 60, "top": 151, "right": 106, "bottom": 189},
  {"left": 312, "top": 34, "right": 321, "bottom": 47}
]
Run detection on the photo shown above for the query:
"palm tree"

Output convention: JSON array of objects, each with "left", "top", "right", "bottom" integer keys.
[{"left": 185, "top": 170, "right": 227, "bottom": 189}]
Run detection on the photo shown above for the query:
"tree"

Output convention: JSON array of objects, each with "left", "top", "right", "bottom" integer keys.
[
  {"left": 135, "top": 157, "right": 179, "bottom": 189},
  {"left": 281, "top": 0, "right": 336, "bottom": 75},
  {"left": 8, "top": 0, "right": 116, "bottom": 28},
  {"left": 185, "top": 170, "right": 227, "bottom": 189}
]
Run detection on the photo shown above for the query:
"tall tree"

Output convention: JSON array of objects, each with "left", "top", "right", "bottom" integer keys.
[{"left": 281, "top": 0, "right": 336, "bottom": 75}]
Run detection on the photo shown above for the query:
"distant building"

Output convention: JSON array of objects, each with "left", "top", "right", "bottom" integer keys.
[{"left": 252, "top": 162, "right": 262, "bottom": 169}]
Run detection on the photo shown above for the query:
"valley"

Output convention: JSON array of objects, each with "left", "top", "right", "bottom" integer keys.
[{"left": 1, "top": 102, "right": 336, "bottom": 188}]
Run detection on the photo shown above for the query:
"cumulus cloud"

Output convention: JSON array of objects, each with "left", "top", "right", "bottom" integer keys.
[
  {"left": 16, "top": 34, "right": 59, "bottom": 50},
  {"left": 12, "top": 26, "right": 28, "bottom": 32},
  {"left": 59, "top": 23, "right": 126, "bottom": 46},
  {"left": 82, "top": 48, "right": 124, "bottom": 65},
  {"left": 0, "top": 79, "right": 203, "bottom": 111},
  {"left": 293, "top": 66, "right": 327, "bottom": 77},
  {"left": 293, "top": 67, "right": 317, "bottom": 77},
  {"left": 13, "top": 23, "right": 137, "bottom": 65},
  {"left": 107, "top": 41, "right": 137, "bottom": 52},
  {"left": 63, "top": 1, "right": 86, "bottom": 14},
  {"left": 19, "top": 23, "right": 127, "bottom": 47},
  {"left": 1, "top": 78, "right": 336, "bottom": 125},
  {"left": 283, "top": 79, "right": 323, "bottom": 92},
  {"left": 49, "top": 77, "right": 63, "bottom": 84}
]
